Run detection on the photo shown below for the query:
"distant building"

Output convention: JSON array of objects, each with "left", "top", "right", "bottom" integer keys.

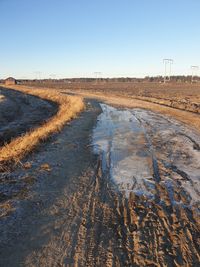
[{"left": 5, "top": 77, "right": 16, "bottom": 85}]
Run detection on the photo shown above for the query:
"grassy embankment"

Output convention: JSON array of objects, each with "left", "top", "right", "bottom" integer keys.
[{"left": 0, "top": 85, "right": 84, "bottom": 170}]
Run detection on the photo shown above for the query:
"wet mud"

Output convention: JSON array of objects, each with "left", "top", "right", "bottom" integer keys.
[{"left": 0, "top": 101, "right": 199, "bottom": 266}]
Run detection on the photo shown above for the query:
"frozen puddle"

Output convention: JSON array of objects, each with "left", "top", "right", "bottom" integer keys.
[
  {"left": 92, "top": 104, "right": 200, "bottom": 205},
  {"left": 92, "top": 104, "right": 155, "bottom": 198}
]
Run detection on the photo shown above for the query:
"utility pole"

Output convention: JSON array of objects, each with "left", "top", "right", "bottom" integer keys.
[
  {"left": 163, "top": 59, "right": 173, "bottom": 83},
  {"left": 191, "top": 66, "right": 199, "bottom": 83}
]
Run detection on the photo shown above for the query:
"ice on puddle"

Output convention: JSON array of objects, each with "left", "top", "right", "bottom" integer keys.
[
  {"left": 92, "top": 104, "right": 200, "bottom": 205},
  {"left": 92, "top": 104, "right": 154, "bottom": 197}
]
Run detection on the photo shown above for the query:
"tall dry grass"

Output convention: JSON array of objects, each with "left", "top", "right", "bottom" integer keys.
[{"left": 0, "top": 85, "right": 84, "bottom": 170}]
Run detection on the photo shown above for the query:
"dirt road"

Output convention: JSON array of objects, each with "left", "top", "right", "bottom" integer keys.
[{"left": 0, "top": 99, "right": 199, "bottom": 266}]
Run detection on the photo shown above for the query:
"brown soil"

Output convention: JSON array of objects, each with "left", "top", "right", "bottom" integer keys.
[
  {"left": 18, "top": 82, "right": 200, "bottom": 132},
  {"left": 0, "top": 98, "right": 199, "bottom": 267},
  {"left": 26, "top": 81, "right": 200, "bottom": 112}
]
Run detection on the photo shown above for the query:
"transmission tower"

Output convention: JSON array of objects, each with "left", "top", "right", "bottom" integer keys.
[
  {"left": 34, "top": 71, "right": 42, "bottom": 80},
  {"left": 191, "top": 66, "right": 199, "bottom": 83},
  {"left": 94, "top": 72, "right": 102, "bottom": 83},
  {"left": 49, "top": 74, "right": 56, "bottom": 80},
  {"left": 163, "top": 59, "right": 173, "bottom": 83}
]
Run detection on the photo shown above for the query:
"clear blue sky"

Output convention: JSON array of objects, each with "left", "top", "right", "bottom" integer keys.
[{"left": 0, "top": 0, "right": 200, "bottom": 79}]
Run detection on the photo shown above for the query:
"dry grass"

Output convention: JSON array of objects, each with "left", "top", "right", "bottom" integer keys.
[{"left": 0, "top": 85, "right": 84, "bottom": 170}]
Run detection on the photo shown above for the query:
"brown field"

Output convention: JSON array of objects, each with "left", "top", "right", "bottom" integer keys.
[
  {"left": 27, "top": 80, "right": 200, "bottom": 96},
  {"left": 73, "top": 82, "right": 200, "bottom": 114},
  {"left": 0, "top": 82, "right": 200, "bottom": 267},
  {"left": 26, "top": 81, "right": 200, "bottom": 112},
  {"left": 26, "top": 81, "right": 200, "bottom": 132}
]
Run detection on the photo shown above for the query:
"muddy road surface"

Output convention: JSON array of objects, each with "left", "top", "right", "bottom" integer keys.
[
  {"left": 0, "top": 101, "right": 199, "bottom": 267},
  {"left": 0, "top": 87, "right": 57, "bottom": 146}
]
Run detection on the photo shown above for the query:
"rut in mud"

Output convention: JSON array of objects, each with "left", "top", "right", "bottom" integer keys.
[{"left": 0, "top": 102, "right": 199, "bottom": 266}]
